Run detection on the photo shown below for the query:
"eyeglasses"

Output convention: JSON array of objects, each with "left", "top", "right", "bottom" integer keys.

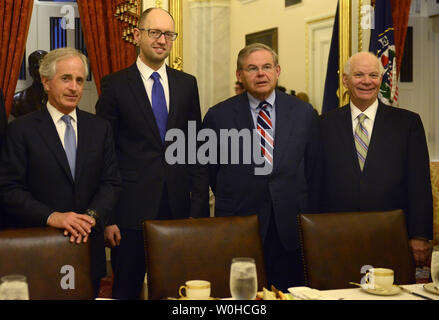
[
  {"left": 243, "top": 65, "right": 276, "bottom": 74},
  {"left": 138, "top": 28, "right": 178, "bottom": 41}
]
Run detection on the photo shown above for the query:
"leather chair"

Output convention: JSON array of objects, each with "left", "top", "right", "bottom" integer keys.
[
  {"left": 430, "top": 161, "right": 439, "bottom": 245},
  {"left": 143, "top": 215, "right": 266, "bottom": 300},
  {"left": 0, "top": 227, "right": 94, "bottom": 299},
  {"left": 298, "top": 209, "right": 415, "bottom": 290}
]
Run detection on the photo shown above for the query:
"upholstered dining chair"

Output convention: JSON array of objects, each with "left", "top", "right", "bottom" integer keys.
[
  {"left": 0, "top": 227, "right": 94, "bottom": 299},
  {"left": 430, "top": 161, "right": 439, "bottom": 245},
  {"left": 143, "top": 215, "right": 267, "bottom": 300},
  {"left": 298, "top": 209, "right": 415, "bottom": 290}
]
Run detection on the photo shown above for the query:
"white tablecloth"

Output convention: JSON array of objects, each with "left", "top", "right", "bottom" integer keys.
[{"left": 290, "top": 284, "right": 439, "bottom": 300}]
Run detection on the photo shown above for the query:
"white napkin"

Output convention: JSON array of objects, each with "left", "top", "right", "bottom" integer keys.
[{"left": 288, "top": 286, "right": 337, "bottom": 300}]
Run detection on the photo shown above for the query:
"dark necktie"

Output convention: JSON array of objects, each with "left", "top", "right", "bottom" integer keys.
[
  {"left": 150, "top": 72, "right": 168, "bottom": 143},
  {"left": 257, "top": 101, "right": 274, "bottom": 165},
  {"left": 61, "top": 115, "right": 76, "bottom": 179}
]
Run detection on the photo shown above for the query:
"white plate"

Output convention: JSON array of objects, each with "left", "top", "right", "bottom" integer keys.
[
  {"left": 423, "top": 283, "right": 439, "bottom": 295},
  {"left": 361, "top": 284, "right": 401, "bottom": 296},
  {"left": 178, "top": 296, "right": 218, "bottom": 300}
]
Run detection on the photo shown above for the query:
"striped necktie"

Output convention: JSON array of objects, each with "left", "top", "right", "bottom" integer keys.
[
  {"left": 354, "top": 113, "right": 369, "bottom": 171},
  {"left": 257, "top": 101, "right": 274, "bottom": 166},
  {"left": 61, "top": 115, "right": 76, "bottom": 179}
]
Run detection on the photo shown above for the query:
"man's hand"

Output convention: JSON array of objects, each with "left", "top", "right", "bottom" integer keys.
[
  {"left": 105, "top": 224, "right": 122, "bottom": 248},
  {"left": 409, "top": 238, "right": 432, "bottom": 267},
  {"left": 47, "top": 211, "right": 95, "bottom": 244}
]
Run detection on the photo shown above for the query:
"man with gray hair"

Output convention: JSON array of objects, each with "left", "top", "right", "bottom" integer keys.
[
  {"left": 202, "top": 43, "right": 322, "bottom": 291},
  {"left": 320, "top": 51, "right": 433, "bottom": 267},
  {"left": 0, "top": 47, "right": 121, "bottom": 297}
]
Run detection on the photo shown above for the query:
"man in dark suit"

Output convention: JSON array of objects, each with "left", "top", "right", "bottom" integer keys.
[
  {"left": 0, "top": 89, "right": 6, "bottom": 146},
  {"left": 0, "top": 48, "right": 121, "bottom": 297},
  {"left": 0, "top": 89, "right": 6, "bottom": 229},
  {"left": 202, "top": 43, "right": 322, "bottom": 291},
  {"left": 95, "top": 8, "right": 209, "bottom": 299},
  {"left": 320, "top": 51, "right": 433, "bottom": 267}
]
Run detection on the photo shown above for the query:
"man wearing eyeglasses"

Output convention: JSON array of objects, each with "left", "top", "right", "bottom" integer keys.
[
  {"left": 96, "top": 8, "right": 209, "bottom": 300},
  {"left": 202, "top": 43, "right": 322, "bottom": 291}
]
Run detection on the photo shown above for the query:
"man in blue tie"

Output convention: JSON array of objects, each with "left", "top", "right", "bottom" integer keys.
[
  {"left": 96, "top": 8, "right": 209, "bottom": 299},
  {"left": 0, "top": 48, "right": 121, "bottom": 297},
  {"left": 202, "top": 43, "right": 322, "bottom": 291}
]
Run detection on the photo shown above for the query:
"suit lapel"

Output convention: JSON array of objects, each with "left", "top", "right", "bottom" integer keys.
[
  {"left": 362, "top": 102, "right": 387, "bottom": 173},
  {"left": 335, "top": 105, "right": 362, "bottom": 175},
  {"left": 75, "top": 109, "right": 90, "bottom": 183},
  {"left": 272, "top": 93, "right": 293, "bottom": 171},
  {"left": 232, "top": 94, "right": 254, "bottom": 131},
  {"left": 166, "top": 66, "right": 178, "bottom": 131},
  {"left": 126, "top": 64, "right": 162, "bottom": 146},
  {"left": 36, "top": 108, "right": 74, "bottom": 183}
]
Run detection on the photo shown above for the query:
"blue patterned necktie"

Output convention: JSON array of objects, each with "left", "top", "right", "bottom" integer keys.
[
  {"left": 61, "top": 115, "right": 76, "bottom": 179},
  {"left": 257, "top": 101, "right": 274, "bottom": 165},
  {"left": 150, "top": 72, "right": 168, "bottom": 143}
]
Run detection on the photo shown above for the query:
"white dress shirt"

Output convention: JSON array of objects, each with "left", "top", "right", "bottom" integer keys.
[
  {"left": 46, "top": 102, "right": 78, "bottom": 149},
  {"left": 350, "top": 99, "right": 379, "bottom": 140},
  {"left": 136, "top": 57, "right": 170, "bottom": 112}
]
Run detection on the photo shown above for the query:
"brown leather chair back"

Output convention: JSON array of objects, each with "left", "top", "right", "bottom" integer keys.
[
  {"left": 298, "top": 210, "right": 415, "bottom": 290},
  {"left": 143, "top": 215, "right": 266, "bottom": 300},
  {"left": 430, "top": 161, "right": 439, "bottom": 245},
  {"left": 0, "top": 227, "right": 94, "bottom": 299}
]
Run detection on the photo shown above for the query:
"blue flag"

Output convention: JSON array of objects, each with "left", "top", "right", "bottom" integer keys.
[
  {"left": 321, "top": 2, "right": 339, "bottom": 114},
  {"left": 370, "top": 0, "right": 398, "bottom": 106}
]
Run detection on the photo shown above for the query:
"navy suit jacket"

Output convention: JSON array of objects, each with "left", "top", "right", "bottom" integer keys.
[
  {"left": 320, "top": 102, "right": 433, "bottom": 240},
  {"left": 202, "top": 90, "right": 322, "bottom": 251},
  {"left": 96, "top": 63, "right": 209, "bottom": 230},
  {"left": 0, "top": 107, "right": 121, "bottom": 280}
]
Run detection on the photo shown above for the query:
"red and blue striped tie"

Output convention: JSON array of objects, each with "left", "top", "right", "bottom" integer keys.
[{"left": 257, "top": 101, "right": 274, "bottom": 166}]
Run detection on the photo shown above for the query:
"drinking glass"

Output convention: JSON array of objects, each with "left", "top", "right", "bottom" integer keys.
[
  {"left": 0, "top": 275, "right": 30, "bottom": 300},
  {"left": 229, "top": 257, "right": 257, "bottom": 300},
  {"left": 431, "top": 245, "right": 439, "bottom": 290}
]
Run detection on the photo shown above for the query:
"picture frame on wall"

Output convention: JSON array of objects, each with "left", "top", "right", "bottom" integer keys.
[{"left": 245, "top": 28, "right": 278, "bottom": 53}]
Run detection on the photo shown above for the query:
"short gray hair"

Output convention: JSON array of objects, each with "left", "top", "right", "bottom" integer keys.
[
  {"left": 237, "top": 43, "right": 278, "bottom": 70},
  {"left": 39, "top": 47, "right": 89, "bottom": 80},
  {"left": 344, "top": 51, "right": 384, "bottom": 75}
]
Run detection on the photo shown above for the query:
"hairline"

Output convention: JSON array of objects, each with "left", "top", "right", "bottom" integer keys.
[
  {"left": 39, "top": 48, "right": 89, "bottom": 80},
  {"left": 237, "top": 43, "right": 278, "bottom": 70},
  {"left": 344, "top": 52, "right": 384, "bottom": 76}
]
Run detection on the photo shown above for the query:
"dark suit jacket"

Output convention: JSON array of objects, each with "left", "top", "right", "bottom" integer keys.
[
  {"left": 95, "top": 63, "right": 209, "bottom": 230},
  {"left": 0, "top": 89, "right": 6, "bottom": 147},
  {"left": 320, "top": 102, "right": 433, "bottom": 240},
  {"left": 202, "top": 90, "right": 322, "bottom": 251},
  {"left": 0, "top": 89, "right": 6, "bottom": 228},
  {"left": 0, "top": 107, "right": 121, "bottom": 280}
]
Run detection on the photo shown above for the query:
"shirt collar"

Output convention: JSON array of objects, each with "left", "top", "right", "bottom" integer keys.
[
  {"left": 136, "top": 56, "right": 167, "bottom": 81},
  {"left": 247, "top": 90, "right": 276, "bottom": 112},
  {"left": 350, "top": 99, "right": 379, "bottom": 122},
  {"left": 46, "top": 102, "right": 77, "bottom": 123}
]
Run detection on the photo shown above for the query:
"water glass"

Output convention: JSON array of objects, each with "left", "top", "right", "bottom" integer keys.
[{"left": 230, "top": 257, "right": 257, "bottom": 300}]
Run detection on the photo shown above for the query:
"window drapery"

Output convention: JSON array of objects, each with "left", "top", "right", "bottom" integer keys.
[
  {"left": 0, "top": 0, "right": 34, "bottom": 117},
  {"left": 77, "top": 0, "right": 137, "bottom": 95},
  {"left": 390, "top": 0, "right": 411, "bottom": 77}
]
